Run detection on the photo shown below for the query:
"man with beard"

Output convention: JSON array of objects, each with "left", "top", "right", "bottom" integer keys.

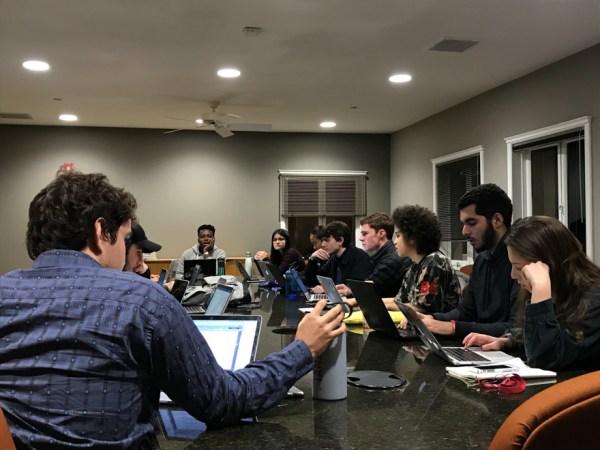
[{"left": 414, "top": 184, "right": 519, "bottom": 338}]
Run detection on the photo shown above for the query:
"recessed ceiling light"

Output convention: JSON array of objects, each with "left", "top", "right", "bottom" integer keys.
[
  {"left": 195, "top": 118, "right": 204, "bottom": 125},
  {"left": 320, "top": 121, "right": 336, "bottom": 128},
  {"left": 217, "top": 68, "right": 241, "bottom": 78},
  {"left": 59, "top": 114, "right": 78, "bottom": 122},
  {"left": 389, "top": 73, "right": 412, "bottom": 83},
  {"left": 23, "top": 60, "right": 50, "bottom": 71}
]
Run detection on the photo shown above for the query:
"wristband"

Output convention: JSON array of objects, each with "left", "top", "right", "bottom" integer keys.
[{"left": 450, "top": 320, "right": 456, "bottom": 335}]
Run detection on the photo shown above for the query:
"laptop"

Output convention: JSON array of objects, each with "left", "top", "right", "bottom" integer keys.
[
  {"left": 288, "top": 268, "right": 329, "bottom": 302},
  {"left": 234, "top": 259, "right": 264, "bottom": 283},
  {"left": 346, "top": 279, "right": 418, "bottom": 340},
  {"left": 396, "top": 302, "right": 513, "bottom": 366},
  {"left": 183, "top": 282, "right": 235, "bottom": 315},
  {"left": 170, "top": 279, "right": 189, "bottom": 302},
  {"left": 316, "top": 275, "right": 351, "bottom": 314},
  {"left": 166, "top": 259, "right": 179, "bottom": 282},
  {"left": 256, "top": 261, "right": 286, "bottom": 291},
  {"left": 159, "top": 315, "right": 261, "bottom": 439},
  {"left": 183, "top": 259, "right": 217, "bottom": 282}
]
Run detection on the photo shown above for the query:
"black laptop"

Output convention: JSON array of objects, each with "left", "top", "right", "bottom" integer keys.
[
  {"left": 346, "top": 279, "right": 418, "bottom": 340},
  {"left": 183, "top": 259, "right": 217, "bottom": 283},
  {"left": 234, "top": 259, "right": 264, "bottom": 283}
]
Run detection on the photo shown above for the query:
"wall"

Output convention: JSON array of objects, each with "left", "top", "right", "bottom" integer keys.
[
  {"left": 0, "top": 126, "right": 390, "bottom": 274},
  {"left": 390, "top": 43, "right": 600, "bottom": 260}
]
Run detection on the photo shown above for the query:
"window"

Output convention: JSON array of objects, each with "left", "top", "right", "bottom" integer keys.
[
  {"left": 279, "top": 170, "right": 368, "bottom": 256},
  {"left": 432, "top": 146, "right": 483, "bottom": 263},
  {"left": 507, "top": 117, "right": 592, "bottom": 257}
]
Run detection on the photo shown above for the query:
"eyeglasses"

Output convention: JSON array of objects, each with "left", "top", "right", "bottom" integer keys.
[{"left": 272, "top": 237, "right": 286, "bottom": 242}]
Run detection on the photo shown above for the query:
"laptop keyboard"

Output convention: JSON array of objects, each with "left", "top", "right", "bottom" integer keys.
[
  {"left": 185, "top": 305, "right": 206, "bottom": 314},
  {"left": 444, "top": 347, "right": 489, "bottom": 362},
  {"left": 309, "top": 293, "right": 329, "bottom": 301}
]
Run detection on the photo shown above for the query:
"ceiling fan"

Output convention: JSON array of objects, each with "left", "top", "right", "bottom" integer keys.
[{"left": 164, "top": 101, "right": 272, "bottom": 138}]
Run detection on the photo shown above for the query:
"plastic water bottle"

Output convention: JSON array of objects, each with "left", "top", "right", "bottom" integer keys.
[{"left": 245, "top": 252, "right": 253, "bottom": 275}]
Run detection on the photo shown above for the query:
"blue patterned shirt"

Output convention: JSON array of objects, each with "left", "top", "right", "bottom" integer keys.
[{"left": 0, "top": 250, "right": 313, "bottom": 449}]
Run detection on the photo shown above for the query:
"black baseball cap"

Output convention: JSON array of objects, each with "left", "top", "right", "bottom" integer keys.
[{"left": 130, "top": 223, "right": 162, "bottom": 253}]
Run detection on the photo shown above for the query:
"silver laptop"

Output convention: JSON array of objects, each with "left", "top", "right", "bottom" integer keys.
[
  {"left": 316, "top": 275, "right": 351, "bottom": 314},
  {"left": 159, "top": 315, "right": 261, "bottom": 438},
  {"left": 288, "top": 269, "right": 329, "bottom": 302},
  {"left": 397, "top": 302, "right": 513, "bottom": 366},
  {"left": 184, "top": 282, "right": 234, "bottom": 315}
]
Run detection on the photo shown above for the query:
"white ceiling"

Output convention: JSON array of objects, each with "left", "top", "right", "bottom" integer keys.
[{"left": 1, "top": 0, "right": 599, "bottom": 135}]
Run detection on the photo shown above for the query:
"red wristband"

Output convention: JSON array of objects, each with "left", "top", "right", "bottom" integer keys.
[{"left": 450, "top": 320, "right": 456, "bottom": 335}]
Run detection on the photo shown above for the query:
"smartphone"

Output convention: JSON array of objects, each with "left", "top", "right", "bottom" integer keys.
[
  {"left": 157, "top": 269, "right": 167, "bottom": 285},
  {"left": 472, "top": 364, "right": 518, "bottom": 373}
]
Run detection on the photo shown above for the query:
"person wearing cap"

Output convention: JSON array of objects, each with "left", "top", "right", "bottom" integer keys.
[{"left": 123, "top": 223, "right": 162, "bottom": 279}]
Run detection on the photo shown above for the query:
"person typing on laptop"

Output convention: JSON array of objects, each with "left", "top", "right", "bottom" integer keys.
[
  {"left": 305, "top": 221, "right": 371, "bottom": 293},
  {"left": 400, "top": 184, "right": 520, "bottom": 339},
  {"left": 463, "top": 216, "right": 600, "bottom": 371},
  {"left": 0, "top": 172, "right": 347, "bottom": 449},
  {"left": 176, "top": 224, "right": 226, "bottom": 279}
]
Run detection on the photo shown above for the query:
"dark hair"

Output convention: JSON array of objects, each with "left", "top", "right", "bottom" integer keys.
[
  {"left": 457, "top": 183, "right": 513, "bottom": 229},
  {"left": 323, "top": 221, "right": 352, "bottom": 248},
  {"left": 197, "top": 224, "right": 215, "bottom": 236},
  {"left": 310, "top": 225, "right": 325, "bottom": 240},
  {"left": 392, "top": 205, "right": 441, "bottom": 255},
  {"left": 270, "top": 228, "right": 292, "bottom": 267},
  {"left": 505, "top": 216, "right": 600, "bottom": 338},
  {"left": 26, "top": 172, "right": 137, "bottom": 259},
  {"left": 360, "top": 212, "right": 394, "bottom": 240}
]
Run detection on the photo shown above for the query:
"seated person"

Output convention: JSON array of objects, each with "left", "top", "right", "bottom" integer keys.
[
  {"left": 337, "top": 213, "right": 411, "bottom": 298},
  {"left": 254, "top": 228, "right": 304, "bottom": 273},
  {"left": 0, "top": 172, "right": 346, "bottom": 447},
  {"left": 401, "top": 184, "right": 519, "bottom": 338},
  {"left": 464, "top": 216, "right": 600, "bottom": 371},
  {"left": 176, "top": 224, "right": 226, "bottom": 278},
  {"left": 306, "top": 225, "right": 326, "bottom": 259},
  {"left": 123, "top": 223, "right": 162, "bottom": 279},
  {"left": 388, "top": 205, "right": 461, "bottom": 314},
  {"left": 305, "top": 220, "right": 371, "bottom": 292}
]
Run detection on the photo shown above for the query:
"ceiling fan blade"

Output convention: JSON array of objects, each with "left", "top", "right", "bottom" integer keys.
[
  {"left": 163, "top": 129, "right": 183, "bottom": 134},
  {"left": 228, "top": 123, "right": 272, "bottom": 132},
  {"left": 214, "top": 124, "right": 234, "bottom": 138},
  {"left": 165, "top": 116, "right": 193, "bottom": 122}
]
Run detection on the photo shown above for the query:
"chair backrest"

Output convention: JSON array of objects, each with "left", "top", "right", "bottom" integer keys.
[
  {"left": 0, "top": 408, "right": 16, "bottom": 450},
  {"left": 489, "top": 371, "right": 600, "bottom": 450}
]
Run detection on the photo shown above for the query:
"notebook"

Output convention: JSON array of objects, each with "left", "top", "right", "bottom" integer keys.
[
  {"left": 183, "top": 259, "right": 217, "bottom": 282},
  {"left": 256, "top": 261, "right": 286, "bottom": 291},
  {"left": 234, "top": 259, "right": 264, "bottom": 283},
  {"left": 288, "top": 268, "right": 329, "bottom": 302},
  {"left": 159, "top": 315, "right": 261, "bottom": 439},
  {"left": 397, "top": 302, "right": 514, "bottom": 366},
  {"left": 346, "top": 279, "right": 418, "bottom": 340}
]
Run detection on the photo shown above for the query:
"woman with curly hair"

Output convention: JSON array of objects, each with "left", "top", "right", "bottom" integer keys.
[
  {"left": 388, "top": 205, "right": 461, "bottom": 314},
  {"left": 464, "top": 216, "right": 600, "bottom": 371}
]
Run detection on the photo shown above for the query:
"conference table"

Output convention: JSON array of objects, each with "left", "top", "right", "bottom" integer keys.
[{"left": 156, "top": 283, "right": 582, "bottom": 450}]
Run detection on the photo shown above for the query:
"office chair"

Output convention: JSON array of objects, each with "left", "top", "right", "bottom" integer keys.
[
  {"left": 0, "top": 408, "right": 16, "bottom": 450},
  {"left": 488, "top": 370, "right": 600, "bottom": 450}
]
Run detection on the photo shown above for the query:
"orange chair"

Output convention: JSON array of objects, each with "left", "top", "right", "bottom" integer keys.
[
  {"left": 489, "top": 371, "right": 600, "bottom": 450},
  {"left": 0, "top": 408, "right": 16, "bottom": 450}
]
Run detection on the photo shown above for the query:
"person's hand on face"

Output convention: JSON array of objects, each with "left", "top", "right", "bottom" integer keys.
[
  {"left": 311, "top": 248, "right": 330, "bottom": 261},
  {"left": 521, "top": 261, "right": 552, "bottom": 302}
]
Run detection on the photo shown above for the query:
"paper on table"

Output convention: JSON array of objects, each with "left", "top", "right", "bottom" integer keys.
[{"left": 446, "top": 357, "right": 557, "bottom": 382}]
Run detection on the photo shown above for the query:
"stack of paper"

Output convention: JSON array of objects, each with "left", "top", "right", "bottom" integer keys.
[{"left": 446, "top": 357, "right": 557, "bottom": 388}]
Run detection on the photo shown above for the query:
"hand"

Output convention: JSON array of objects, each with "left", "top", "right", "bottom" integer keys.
[
  {"left": 463, "top": 333, "right": 511, "bottom": 351},
  {"left": 296, "top": 300, "right": 347, "bottom": 359},
  {"left": 336, "top": 284, "right": 352, "bottom": 297},
  {"left": 419, "top": 313, "right": 454, "bottom": 335},
  {"left": 134, "top": 261, "right": 149, "bottom": 276},
  {"left": 254, "top": 250, "right": 268, "bottom": 261},
  {"left": 311, "top": 285, "right": 326, "bottom": 294},
  {"left": 163, "top": 280, "right": 174, "bottom": 292},
  {"left": 202, "top": 238, "right": 215, "bottom": 254},
  {"left": 522, "top": 261, "right": 552, "bottom": 303},
  {"left": 310, "top": 248, "right": 330, "bottom": 261},
  {"left": 383, "top": 297, "right": 400, "bottom": 312},
  {"left": 150, "top": 274, "right": 159, "bottom": 282}
]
